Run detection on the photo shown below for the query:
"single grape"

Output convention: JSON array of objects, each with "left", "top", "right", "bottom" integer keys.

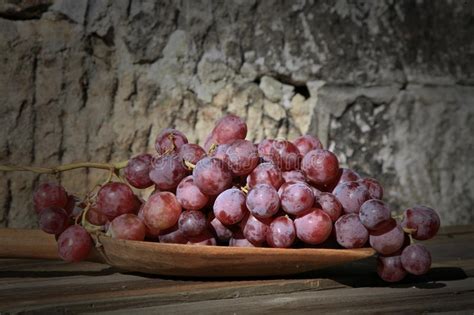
[
  {"left": 86, "top": 204, "right": 109, "bottom": 226},
  {"left": 38, "top": 207, "right": 70, "bottom": 235},
  {"left": 57, "top": 225, "right": 93, "bottom": 262},
  {"left": 293, "top": 135, "right": 323, "bottom": 156},
  {"left": 370, "top": 223, "right": 405, "bottom": 255},
  {"left": 359, "top": 199, "right": 392, "bottom": 231},
  {"left": 193, "top": 157, "right": 233, "bottom": 195},
  {"left": 213, "top": 188, "right": 247, "bottom": 225},
  {"left": 124, "top": 154, "right": 154, "bottom": 189},
  {"left": 108, "top": 214, "right": 146, "bottom": 241},
  {"left": 282, "top": 170, "right": 306, "bottom": 183},
  {"left": 401, "top": 205, "right": 440, "bottom": 241},
  {"left": 230, "top": 236, "right": 256, "bottom": 247},
  {"left": 315, "top": 192, "right": 342, "bottom": 222},
  {"left": 178, "top": 143, "right": 207, "bottom": 165},
  {"left": 96, "top": 182, "right": 141, "bottom": 220},
  {"left": 155, "top": 128, "right": 188, "bottom": 154},
  {"left": 158, "top": 224, "right": 188, "bottom": 244},
  {"left": 224, "top": 139, "right": 259, "bottom": 176},
  {"left": 334, "top": 213, "right": 369, "bottom": 248},
  {"left": 257, "top": 139, "right": 276, "bottom": 162},
  {"left": 247, "top": 162, "right": 284, "bottom": 189},
  {"left": 211, "top": 114, "right": 247, "bottom": 145},
  {"left": 143, "top": 192, "right": 182, "bottom": 231},
  {"left": 377, "top": 254, "right": 407, "bottom": 282},
  {"left": 210, "top": 143, "right": 230, "bottom": 161},
  {"left": 210, "top": 217, "right": 233, "bottom": 243},
  {"left": 301, "top": 149, "right": 340, "bottom": 188},
  {"left": 246, "top": 184, "right": 280, "bottom": 219},
  {"left": 401, "top": 244, "right": 432, "bottom": 275},
  {"left": 294, "top": 209, "right": 332, "bottom": 245},
  {"left": 178, "top": 210, "right": 207, "bottom": 237},
  {"left": 359, "top": 177, "right": 384, "bottom": 200},
  {"left": 271, "top": 140, "right": 301, "bottom": 171},
  {"left": 187, "top": 230, "right": 217, "bottom": 246},
  {"left": 176, "top": 176, "right": 209, "bottom": 211},
  {"left": 33, "top": 182, "right": 68, "bottom": 213},
  {"left": 242, "top": 214, "right": 270, "bottom": 246},
  {"left": 332, "top": 181, "right": 370, "bottom": 214},
  {"left": 137, "top": 204, "right": 161, "bottom": 239},
  {"left": 267, "top": 216, "right": 296, "bottom": 248},
  {"left": 149, "top": 154, "right": 188, "bottom": 191},
  {"left": 280, "top": 182, "right": 314, "bottom": 216},
  {"left": 337, "top": 168, "right": 361, "bottom": 184}
]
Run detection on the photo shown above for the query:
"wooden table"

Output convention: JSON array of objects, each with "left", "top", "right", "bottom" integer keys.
[{"left": 1, "top": 225, "right": 473, "bottom": 314}]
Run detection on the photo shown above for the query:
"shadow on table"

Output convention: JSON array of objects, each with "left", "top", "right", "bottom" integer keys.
[{"left": 0, "top": 267, "right": 118, "bottom": 278}]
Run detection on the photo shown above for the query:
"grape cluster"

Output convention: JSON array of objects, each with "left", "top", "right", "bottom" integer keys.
[{"left": 32, "top": 114, "right": 441, "bottom": 282}]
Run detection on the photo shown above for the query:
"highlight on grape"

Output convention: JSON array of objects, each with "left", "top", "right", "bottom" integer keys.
[{"left": 29, "top": 114, "right": 440, "bottom": 282}]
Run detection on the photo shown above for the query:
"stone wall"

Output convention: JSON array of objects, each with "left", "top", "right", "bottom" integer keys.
[{"left": 1, "top": 0, "right": 473, "bottom": 227}]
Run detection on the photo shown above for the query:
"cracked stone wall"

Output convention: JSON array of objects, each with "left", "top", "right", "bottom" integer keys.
[{"left": 1, "top": 0, "right": 473, "bottom": 227}]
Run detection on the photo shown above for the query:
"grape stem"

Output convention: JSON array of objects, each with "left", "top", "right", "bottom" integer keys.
[{"left": 0, "top": 161, "right": 129, "bottom": 174}]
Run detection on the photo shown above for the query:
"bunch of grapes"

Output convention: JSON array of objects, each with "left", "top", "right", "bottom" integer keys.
[{"left": 32, "top": 114, "right": 440, "bottom": 282}]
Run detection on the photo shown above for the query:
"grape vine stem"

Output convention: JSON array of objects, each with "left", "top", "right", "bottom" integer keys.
[{"left": 0, "top": 161, "right": 129, "bottom": 174}]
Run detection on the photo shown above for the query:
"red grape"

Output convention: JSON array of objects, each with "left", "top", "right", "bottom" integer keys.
[
  {"left": 267, "top": 216, "right": 296, "bottom": 248},
  {"left": 337, "top": 168, "right": 361, "bottom": 184},
  {"left": 246, "top": 184, "right": 280, "bottom": 219},
  {"left": 149, "top": 154, "right": 188, "bottom": 191},
  {"left": 38, "top": 207, "right": 70, "bottom": 235},
  {"left": 176, "top": 176, "right": 209, "bottom": 211},
  {"left": 242, "top": 214, "right": 270, "bottom": 246},
  {"left": 359, "top": 177, "right": 383, "bottom": 200},
  {"left": 178, "top": 210, "right": 207, "bottom": 237},
  {"left": 359, "top": 199, "right": 392, "bottom": 231},
  {"left": 213, "top": 188, "right": 247, "bottom": 225},
  {"left": 280, "top": 182, "right": 314, "bottom": 216},
  {"left": 210, "top": 217, "right": 233, "bottom": 243},
  {"left": 271, "top": 140, "right": 301, "bottom": 171},
  {"left": 377, "top": 254, "right": 407, "bottom": 282},
  {"left": 210, "top": 143, "right": 230, "bottom": 161},
  {"left": 294, "top": 209, "right": 332, "bottom": 245},
  {"left": 211, "top": 114, "right": 247, "bottom": 145},
  {"left": 178, "top": 143, "right": 207, "bottom": 165},
  {"left": 370, "top": 223, "right": 405, "bottom": 255},
  {"left": 224, "top": 139, "right": 259, "bottom": 176},
  {"left": 401, "top": 244, "right": 431, "bottom": 275},
  {"left": 124, "top": 154, "right": 154, "bottom": 189},
  {"left": 86, "top": 204, "right": 109, "bottom": 226},
  {"left": 332, "top": 181, "right": 370, "bottom": 214},
  {"left": 33, "top": 182, "right": 68, "bottom": 213},
  {"left": 334, "top": 213, "right": 369, "bottom": 248},
  {"left": 301, "top": 149, "right": 340, "bottom": 188},
  {"left": 158, "top": 224, "right": 187, "bottom": 244},
  {"left": 401, "top": 206, "right": 440, "bottom": 241},
  {"left": 155, "top": 128, "right": 188, "bottom": 154},
  {"left": 108, "top": 214, "right": 146, "bottom": 241},
  {"left": 143, "top": 192, "right": 182, "bottom": 231},
  {"left": 247, "top": 162, "right": 284, "bottom": 189},
  {"left": 187, "top": 230, "right": 217, "bottom": 246},
  {"left": 282, "top": 170, "right": 306, "bottom": 183},
  {"left": 257, "top": 139, "right": 276, "bottom": 162},
  {"left": 193, "top": 157, "right": 233, "bottom": 195},
  {"left": 57, "top": 225, "right": 93, "bottom": 262},
  {"left": 96, "top": 182, "right": 141, "bottom": 220},
  {"left": 315, "top": 192, "right": 342, "bottom": 222},
  {"left": 230, "top": 236, "right": 256, "bottom": 247},
  {"left": 293, "top": 135, "right": 323, "bottom": 156}
]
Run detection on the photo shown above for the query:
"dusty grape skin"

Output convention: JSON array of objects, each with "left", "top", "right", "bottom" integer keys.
[
  {"left": 315, "top": 192, "right": 342, "bottom": 222},
  {"left": 124, "top": 154, "right": 154, "bottom": 189},
  {"left": 108, "top": 214, "right": 146, "bottom": 241},
  {"left": 301, "top": 149, "right": 340, "bottom": 187},
  {"left": 294, "top": 209, "right": 333, "bottom": 245},
  {"left": 332, "top": 181, "right": 370, "bottom": 214},
  {"left": 401, "top": 244, "right": 432, "bottom": 275},
  {"left": 38, "top": 207, "right": 70, "bottom": 235},
  {"left": 210, "top": 143, "right": 230, "bottom": 161},
  {"left": 212, "top": 114, "right": 247, "bottom": 145},
  {"left": 155, "top": 128, "right": 188, "bottom": 154},
  {"left": 187, "top": 230, "right": 217, "bottom": 246},
  {"left": 137, "top": 205, "right": 161, "bottom": 239},
  {"left": 96, "top": 182, "right": 141, "bottom": 220},
  {"left": 377, "top": 254, "right": 407, "bottom": 282},
  {"left": 271, "top": 140, "right": 302, "bottom": 171},
  {"left": 282, "top": 170, "right": 306, "bottom": 183},
  {"left": 334, "top": 213, "right": 369, "bottom": 249},
  {"left": 247, "top": 162, "right": 284, "bottom": 189},
  {"left": 158, "top": 224, "right": 187, "bottom": 244},
  {"left": 143, "top": 192, "right": 182, "bottom": 231},
  {"left": 33, "top": 182, "right": 69, "bottom": 214},
  {"left": 86, "top": 204, "right": 109, "bottom": 226},
  {"left": 401, "top": 206, "right": 440, "bottom": 241},
  {"left": 149, "top": 154, "right": 188, "bottom": 191},
  {"left": 193, "top": 157, "right": 233, "bottom": 196},
  {"left": 229, "top": 237, "right": 256, "bottom": 247},
  {"left": 57, "top": 225, "right": 93, "bottom": 262},
  {"left": 242, "top": 214, "right": 270, "bottom": 246},
  {"left": 178, "top": 210, "right": 207, "bottom": 237},
  {"left": 178, "top": 144, "right": 207, "bottom": 165},
  {"left": 210, "top": 217, "right": 233, "bottom": 242},
  {"left": 246, "top": 184, "right": 280, "bottom": 219},
  {"left": 293, "top": 135, "right": 323, "bottom": 156},
  {"left": 280, "top": 182, "right": 314, "bottom": 216},
  {"left": 257, "top": 139, "right": 276, "bottom": 162},
  {"left": 359, "top": 199, "right": 392, "bottom": 231},
  {"left": 337, "top": 168, "right": 361, "bottom": 184},
  {"left": 359, "top": 177, "right": 384, "bottom": 200},
  {"left": 369, "top": 224, "right": 405, "bottom": 255},
  {"left": 267, "top": 216, "right": 296, "bottom": 248},
  {"left": 176, "top": 176, "right": 209, "bottom": 211},
  {"left": 224, "top": 139, "right": 259, "bottom": 176},
  {"left": 213, "top": 188, "right": 247, "bottom": 225}
]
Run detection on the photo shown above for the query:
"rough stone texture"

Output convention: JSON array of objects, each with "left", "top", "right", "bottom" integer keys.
[{"left": 0, "top": 0, "right": 473, "bottom": 227}]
